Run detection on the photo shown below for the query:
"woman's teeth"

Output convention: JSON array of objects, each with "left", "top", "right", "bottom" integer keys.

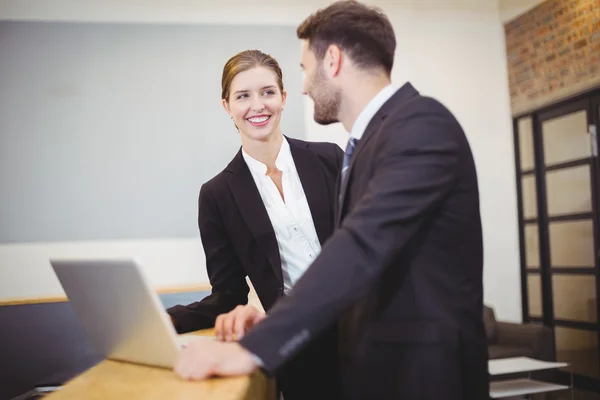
[{"left": 248, "top": 116, "right": 270, "bottom": 123}]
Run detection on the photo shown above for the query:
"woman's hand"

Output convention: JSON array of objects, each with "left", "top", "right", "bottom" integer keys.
[{"left": 214, "top": 305, "right": 266, "bottom": 341}]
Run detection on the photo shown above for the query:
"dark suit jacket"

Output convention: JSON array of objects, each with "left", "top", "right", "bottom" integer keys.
[
  {"left": 167, "top": 137, "right": 343, "bottom": 334},
  {"left": 240, "top": 83, "right": 489, "bottom": 400}
]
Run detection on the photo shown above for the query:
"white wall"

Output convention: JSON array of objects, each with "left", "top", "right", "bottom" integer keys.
[
  {"left": 0, "top": 0, "right": 522, "bottom": 322},
  {"left": 0, "top": 239, "right": 206, "bottom": 299}
]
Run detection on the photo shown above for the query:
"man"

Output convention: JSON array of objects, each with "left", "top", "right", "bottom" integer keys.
[{"left": 174, "top": 1, "right": 489, "bottom": 399}]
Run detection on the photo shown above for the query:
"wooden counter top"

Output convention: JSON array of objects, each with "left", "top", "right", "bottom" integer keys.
[{"left": 44, "top": 329, "right": 276, "bottom": 400}]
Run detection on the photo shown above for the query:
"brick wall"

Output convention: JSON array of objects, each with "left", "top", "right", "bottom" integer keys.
[{"left": 505, "top": 0, "right": 600, "bottom": 115}]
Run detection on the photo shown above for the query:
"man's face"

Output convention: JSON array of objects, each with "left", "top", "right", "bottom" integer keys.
[{"left": 300, "top": 40, "right": 341, "bottom": 125}]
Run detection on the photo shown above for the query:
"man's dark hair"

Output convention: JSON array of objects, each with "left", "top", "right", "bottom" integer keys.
[{"left": 297, "top": 0, "right": 396, "bottom": 75}]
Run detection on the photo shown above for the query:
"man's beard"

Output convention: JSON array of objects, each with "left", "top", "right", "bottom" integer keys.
[
  {"left": 313, "top": 93, "right": 340, "bottom": 125},
  {"left": 311, "top": 67, "right": 340, "bottom": 125}
]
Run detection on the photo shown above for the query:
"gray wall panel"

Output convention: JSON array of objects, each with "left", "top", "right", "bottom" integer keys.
[{"left": 0, "top": 21, "right": 305, "bottom": 243}]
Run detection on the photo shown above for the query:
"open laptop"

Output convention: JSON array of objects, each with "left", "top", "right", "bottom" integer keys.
[{"left": 50, "top": 258, "right": 208, "bottom": 369}]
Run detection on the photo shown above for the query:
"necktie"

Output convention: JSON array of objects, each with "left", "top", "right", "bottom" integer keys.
[
  {"left": 341, "top": 137, "right": 359, "bottom": 180},
  {"left": 338, "top": 137, "right": 359, "bottom": 208}
]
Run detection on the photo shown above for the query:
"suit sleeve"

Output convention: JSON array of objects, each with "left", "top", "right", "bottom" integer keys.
[
  {"left": 167, "top": 184, "right": 249, "bottom": 333},
  {"left": 239, "top": 110, "right": 460, "bottom": 371}
]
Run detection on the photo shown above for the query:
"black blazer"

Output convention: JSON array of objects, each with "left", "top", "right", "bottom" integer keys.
[
  {"left": 240, "top": 83, "right": 489, "bottom": 400},
  {"left": 167, "top": 137, "right": 343, "bottom": 334}
]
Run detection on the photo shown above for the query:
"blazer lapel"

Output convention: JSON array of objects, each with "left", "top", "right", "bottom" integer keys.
[
  {"left": 226, "top": 151, "right": 283, "bottom": 283},
  {"left": 336, "top": 116, "right": 386, "bottom": 225},
  {"left": 288, "top": 138, "right": 333, "bottom": 245},
  {"left": 336, "top": 82, "right": 420, "bottom": 225}
]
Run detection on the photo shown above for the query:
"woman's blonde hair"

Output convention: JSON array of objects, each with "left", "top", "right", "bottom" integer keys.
[{"left": 221, "top": 50, "right": 284, "bottom": 101}]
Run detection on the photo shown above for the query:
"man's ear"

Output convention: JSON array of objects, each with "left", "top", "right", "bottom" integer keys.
[{"left": 324, "top": 44, "right": 343, "bottom": 78}]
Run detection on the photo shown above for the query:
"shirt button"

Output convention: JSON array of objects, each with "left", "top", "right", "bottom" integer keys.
[
  {"left": 294, "top": 227, "right": 298, "bottom": 232},
  {"left": 309, "top": 254, "right": 314, "bottom": 258}
]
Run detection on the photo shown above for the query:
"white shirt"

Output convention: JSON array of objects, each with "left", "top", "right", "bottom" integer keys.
[
  {"left": 350, "top": 84, "right": 399, "bottom": 140},
  {"left": 242, "top": 137, "right": 321, "bottom": 294}
]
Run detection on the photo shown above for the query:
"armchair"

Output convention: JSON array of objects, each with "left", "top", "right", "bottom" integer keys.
[{"left": 484, "top": 305, "right": 555, "bottom": 362}]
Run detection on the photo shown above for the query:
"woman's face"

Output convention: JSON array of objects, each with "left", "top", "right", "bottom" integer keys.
[{"left": 223, "top": 66, "right": 286, "bottom": 142}]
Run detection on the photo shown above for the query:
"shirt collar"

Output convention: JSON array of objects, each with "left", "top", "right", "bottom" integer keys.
[
  {"left": 242, "top": 136, "right": 292, "bottom": 175},
  {"left": 350, "top": 84, "right": 399, "bottom": 141}
]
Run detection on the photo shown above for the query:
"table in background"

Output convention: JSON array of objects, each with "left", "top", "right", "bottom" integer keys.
[{"left": 489, "top": 356, "right": 572, "bottom": 399}]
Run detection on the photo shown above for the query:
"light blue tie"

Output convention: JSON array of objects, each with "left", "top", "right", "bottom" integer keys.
[{"left": 341, "top": 137, "right": 359, "bottom": 179}]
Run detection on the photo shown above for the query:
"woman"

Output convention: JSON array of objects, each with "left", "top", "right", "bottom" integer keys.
[{"left": 167, "top": 50, "right": 342, "bottom": 400}]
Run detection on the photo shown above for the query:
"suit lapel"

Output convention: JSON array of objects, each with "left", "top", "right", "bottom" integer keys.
[
  {"left": 336, "top": 82, "right": 419, "bottom": 225},
  {"left": 288, "top": 138, "right": 333, "bottom": 245},
  {"left": 226, "top": 151, "right": 283, "bottom": 283},
  {"left": 336, "top": 116, "right": 386, "bottom": 225}
]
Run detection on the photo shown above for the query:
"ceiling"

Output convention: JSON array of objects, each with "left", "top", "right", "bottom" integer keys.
[{"left": 0, "top": 0, "right": 548, "bottom": 24}]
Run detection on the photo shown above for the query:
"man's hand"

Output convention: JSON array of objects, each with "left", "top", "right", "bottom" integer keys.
[
  {"left": 215, "top": 305, "right": 266, "bottom": 341},
  {"left": 174, "top": 339, "right": 258, "bottom": 380}
]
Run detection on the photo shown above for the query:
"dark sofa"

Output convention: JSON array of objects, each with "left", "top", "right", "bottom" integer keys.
[{"left": 484, "top": 305, "right": 555, "bottom": 362}]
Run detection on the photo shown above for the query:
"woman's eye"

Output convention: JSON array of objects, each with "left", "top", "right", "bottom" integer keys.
[
  {"left": 263, "top": 90, "right": 275, "bottom": 96},
  {"left": 237, "top": 94, "right": 248, "bottom": 100}
]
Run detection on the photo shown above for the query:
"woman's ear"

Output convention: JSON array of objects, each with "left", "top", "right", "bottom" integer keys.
[
  {"left": 221, "top": 98, "right": 232, "bottom": 118},
  {"left": 281, "top": 90, "right": 287, "bottom": 110}
]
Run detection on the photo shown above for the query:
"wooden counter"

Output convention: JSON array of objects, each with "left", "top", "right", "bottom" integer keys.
[{"left": 44, "top": 329, "right": 276, "bottom": 400}]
